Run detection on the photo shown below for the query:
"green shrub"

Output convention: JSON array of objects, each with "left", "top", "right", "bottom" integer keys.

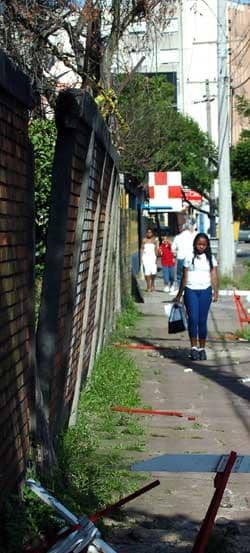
[
  {"left": 29, "top": 119, "right": 57, "bottom": 278},
  {"left": 2, "top": 298, "right": 144, "bottom": 551}
]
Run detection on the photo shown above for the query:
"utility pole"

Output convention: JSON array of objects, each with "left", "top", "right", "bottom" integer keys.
[
  {"left": 178, "top": 1, "right": 184, "bottom": 113},
  {"left": 217, "top": 0, "right": 235, "bottom": 276},
  {"left": 205, "top": 79, "right": 216, "bottom": 238}
]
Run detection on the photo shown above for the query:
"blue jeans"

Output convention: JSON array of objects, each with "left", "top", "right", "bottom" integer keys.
[
  {"left": 176, "top": 258, "right": 185, "bottom": 284},
  {"left": 162, "top": 266, "right": 175, "bottom": 285},
  {"left": 184, "top": 286, "right": 212, "bottom": 339}
]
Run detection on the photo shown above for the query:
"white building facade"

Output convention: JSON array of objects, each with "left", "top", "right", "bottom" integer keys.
[
  {"left": 179, "top": 0, "right": 218, "bottom": 145},
  {"left": 115, "top": 0, "right": 250, "bottom": 148}
]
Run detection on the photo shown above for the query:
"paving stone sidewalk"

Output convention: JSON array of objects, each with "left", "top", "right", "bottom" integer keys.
[{"left": 109, "top": 276, "right": 250, "bottom": 553}]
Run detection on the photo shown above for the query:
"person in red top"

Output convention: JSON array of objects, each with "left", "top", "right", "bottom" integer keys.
[{"left": 158, "top": 236, "right": 176, "bottom": 292}]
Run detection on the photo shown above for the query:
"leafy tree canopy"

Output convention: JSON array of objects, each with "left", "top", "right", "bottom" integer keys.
[
  {"left": 231, "top": 132, "right": 250, "bottom": 181},
  {"left": 235, "top": 95, "right": 250, "bottom": 120},
  {"left": 0, "top": 0, "right": 177, "bottom": 112},
  {"left": 231, "top": 130, "right": 250, "bottom": 220},
  {"left": 117, "top": 74, "right": 217, "bottom": 194},
  {"left": 232, "top": 179, "right": 250, "bottom": 221}
]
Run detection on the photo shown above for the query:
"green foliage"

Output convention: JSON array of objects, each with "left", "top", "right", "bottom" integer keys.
[
  {"left": 0, "top": 483, "right": 64, "bottom": 553},
  {"left": 236, "top": 327, "right": 250, "bottom": 341},
  {"left": 112, "top": 294, "right": 142, "bottom": 342},
  {"left": 231, "top": 132, "right": 250, "bottom": 181},
  {"left": 219, "top": 260, "right": 250, "bottom": 290},
  {"left": 238, "top": 261, "right": 250, "bottom": 290},
  {"left": 1, "top": 298, "right": 144, "bottom": 551},
  {"left": 29, "top": 119, "right": 57, "bottom": 277},
  {"left": 235, "top": 95, "right": 250, "bottom": 119},
  {"left": 231, "top": 131, "right": 250, "bottom": 220},
  {"left": 231, "top": 179, "right": 250, "bottom": 220},
  {"left": 55, "top": 297, "right": 144, "bottom": 513},
  {"left": 236, "top": 325, "right": 250, "bottom": 342},
  {"left": 117, "top": 74, "right": 216, "bottom": 193}
]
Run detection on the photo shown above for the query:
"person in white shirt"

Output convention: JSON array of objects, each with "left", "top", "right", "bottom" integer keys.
[
  {"left": 141, "top": 228, "right": 158, "bottom": 292},
  {"left": 172, "top": 222, "right": 197, "bottom": 286},
  {"left": 174, "top": 233, "right": 218, "bottom": 361}
]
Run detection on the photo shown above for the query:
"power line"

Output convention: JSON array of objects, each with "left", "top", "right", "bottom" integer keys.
[
  {"left": 233, "top": 75, "right": 250, "bottom": 89},
  {"left": 230, "top": 34, "right": 250, "bottom": 63}
]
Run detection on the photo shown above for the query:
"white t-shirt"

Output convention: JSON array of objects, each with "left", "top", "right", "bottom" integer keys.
[
  {"left": 172, "top": 230, "right": 197, "bottom": 260},
  {"left": 184, "top": 253, "right": 217, "bottom": 290}
]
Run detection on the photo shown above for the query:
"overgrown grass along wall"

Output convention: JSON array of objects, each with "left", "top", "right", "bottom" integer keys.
[{"left": 1, "top": 297, "right": 145, "bottom": 553}]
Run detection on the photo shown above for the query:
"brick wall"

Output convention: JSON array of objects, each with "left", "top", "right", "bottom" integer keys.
[
  {"left": 0, "top": 51, "right": 35, "bottom": 500},
  {"left": 37, "top": 91, "right": 120, "bottom": 438}
]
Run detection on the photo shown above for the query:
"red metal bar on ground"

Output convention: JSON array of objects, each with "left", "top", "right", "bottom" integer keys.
[
  {"left": 191, "top": 451, "right": 237, "bottom": 553},
  {"left": 114, "top": 343, "right": 160, "bottom": 350},
  {"left": 90, "top": 480, "right": 160, "bottom": 522},
  {"left": 233, "top": 293, "right": 250, "bottom": 327},
  {"left": 111, "top": 406, "right": 196, "bottom": 421}
]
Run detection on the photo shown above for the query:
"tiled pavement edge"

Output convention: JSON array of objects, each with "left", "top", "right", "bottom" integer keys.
[{"left": 109, "top": 276, "right": 250, "bottom": 553}]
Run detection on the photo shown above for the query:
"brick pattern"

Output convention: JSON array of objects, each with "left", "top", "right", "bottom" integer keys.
[
  {"left": 64, "top": 137, "right": 105, "bottom": 403},
  {"left": 0, "top": 88, "right": 33, "bottom": 499},
  {"left": 81, "top": 145, "right": 113, "bottom": 374},
  {"left": 49, "top": 126, "right": 90, "bottom": 426},
  {"left": 38, "top": 93, "right": 119, "bottom": 437}
]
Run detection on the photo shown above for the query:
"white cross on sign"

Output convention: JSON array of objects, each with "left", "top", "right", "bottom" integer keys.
[{"left": 148, "top": 171, "right": 183, "bottom": 211}]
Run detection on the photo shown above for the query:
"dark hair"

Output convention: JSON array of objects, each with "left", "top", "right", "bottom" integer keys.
[{"left": 192, "top": 233, "right": 213, "bottom": 269}]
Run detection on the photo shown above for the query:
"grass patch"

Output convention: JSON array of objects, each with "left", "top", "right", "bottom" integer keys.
[
  {"left": 111, "top": 295, "right": 142, "bottom": 343},
  {"left": 219, "top": 275, "right": 237, "bottom": 289},
  {"left": 1, "top": 297, "right": 145, "bottom": 552},
  {"left": 192, "top": 422, "right": 203, "bottom": 430},
  {"left": 236, "top": 326, "right": 250, "bottom": 341},
  {"left": 219, "top": 260, "right": 250, "bottom": 290},
  {"left": 239, "top": 266, "right": 250, "bottom": 290}
]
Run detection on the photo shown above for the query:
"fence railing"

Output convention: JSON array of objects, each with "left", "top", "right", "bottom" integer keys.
[
  {"left": 0, "top": 54, "right": 140, "bottom": 502},
  {"left": 0, "top": 50, "right": 35, "bottom": 501},
  {"left": 36, "top": 90, "right": 121, "bottom": 438}
]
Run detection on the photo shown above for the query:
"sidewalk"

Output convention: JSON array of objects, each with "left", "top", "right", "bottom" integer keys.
[{"left": 110, "top": 275, "right": 250, "bottom": 553}]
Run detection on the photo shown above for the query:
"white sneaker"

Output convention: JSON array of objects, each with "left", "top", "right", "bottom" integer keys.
[
  {"left": 169, "top": 289, "right": 176, "bottom": 296},
  {"left": 170, "top": 285, "right": 175, "bottom": 293},
  {"left": 164, "top": 285, "right": 170, "bottom": 292}
]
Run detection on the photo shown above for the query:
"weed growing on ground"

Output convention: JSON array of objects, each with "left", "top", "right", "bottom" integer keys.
[
  {"left": 54, "top": 299, "right": 145, "bottom": 514},
  {"left": 219, "top": 275, "right": 237, "bottom": 289},
  {"left": 1, "top": 297, "right": 144, "bottom": 552},
  {"left": 219, "top": 260, "right": 250, "bottom": 290},
  {"left": 236, "top": 326, "right": 250, "bottom": 341},
  {"left": 192, "top": 422, "right": 203, "bottom": 430}
]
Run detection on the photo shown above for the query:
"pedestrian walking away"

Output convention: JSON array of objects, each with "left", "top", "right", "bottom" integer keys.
[
  {"left": 158, "top": 236, "right": 176, "bottom": 292},
  {"left": 172, "top": 221, "right": 197, "bottom": 285},
  {"left": 174, "top": 233, "right": 219, "bottom": 361},
  {"left": 141, "top": 228, "right": 158, "bottom": 292}
]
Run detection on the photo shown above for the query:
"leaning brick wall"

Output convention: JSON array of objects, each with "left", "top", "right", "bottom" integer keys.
[
  {"left": 37, "top": 91, "right": 119, "bottom": 438},
  {"left": 0, "top": 51, "right": 35, "bottom": 501}
]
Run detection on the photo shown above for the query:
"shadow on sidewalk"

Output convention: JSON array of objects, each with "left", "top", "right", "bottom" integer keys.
[
  {"left": 128, "top": 316, "right": 250, "bottom": 435},
  {"left": 110, "top": 508, "right": 250, "bottom": 552}
]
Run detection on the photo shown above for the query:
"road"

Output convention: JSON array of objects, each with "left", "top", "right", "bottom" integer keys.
[{"left": 236, "top": 242, "right": 250, "bottom": 259}]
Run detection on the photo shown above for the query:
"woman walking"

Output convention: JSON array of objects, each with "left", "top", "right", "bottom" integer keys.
[
  {"left": 158, "top": 236, "right": 176, "bottom": 292},
  {"left": 141, "top": 228, "right": 158, "bottom": 292},
  {"left": 174, "top": 233, "right": 218, "bottom": 360}
]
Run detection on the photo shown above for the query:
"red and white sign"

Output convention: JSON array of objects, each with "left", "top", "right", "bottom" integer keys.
[
  {"left": 147, "top": 172, "right": 203, "bottom": 211},
  {"left": 148, "top": 171, "right": 183, "bottom": 211},
  {"left": 183, "top": 189, "right": 203, "bottom": 202}
]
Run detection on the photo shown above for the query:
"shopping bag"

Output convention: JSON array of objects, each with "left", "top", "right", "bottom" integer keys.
[
  {"left": 168, "top": 303, "right": 187, "bottom": 334},
  {"left": 164, "top": 303, "right": 173, "bottom": 318}
]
